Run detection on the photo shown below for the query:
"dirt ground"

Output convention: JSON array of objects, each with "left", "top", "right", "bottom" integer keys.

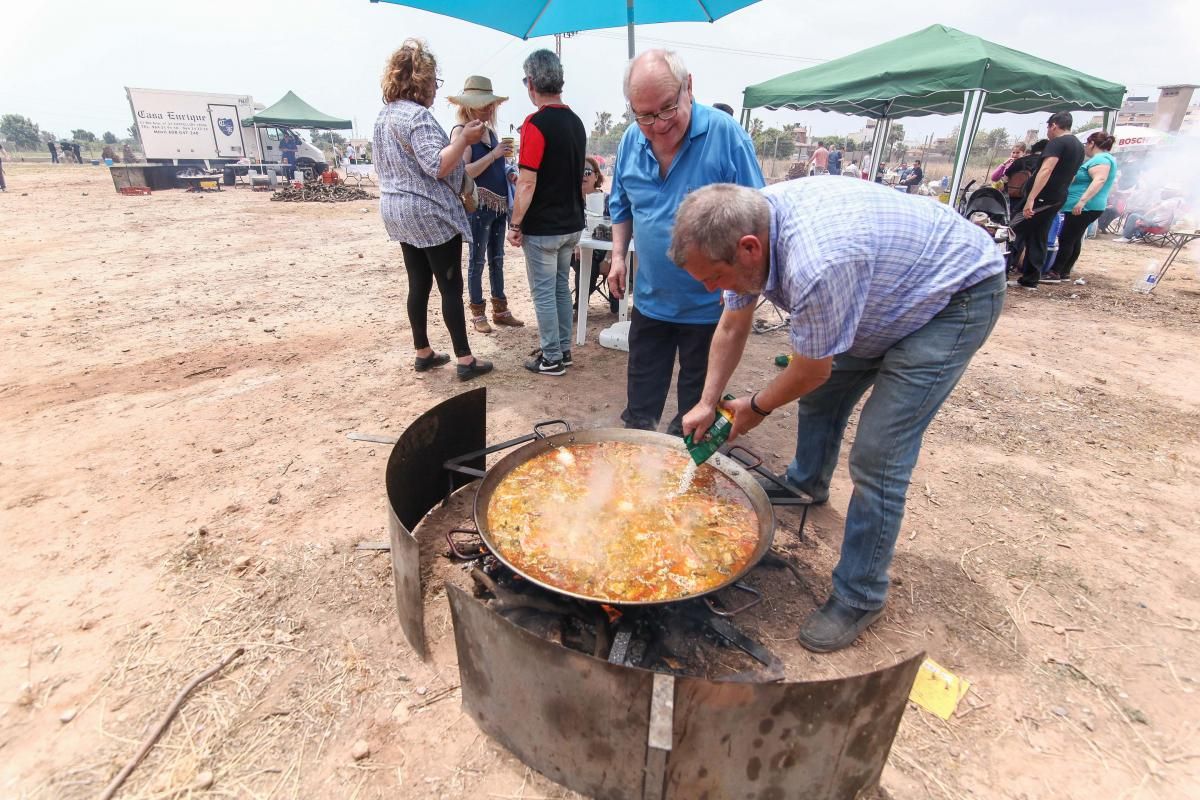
[{"left": 2, "top": 163, "right": 1199, "bottom": 800}]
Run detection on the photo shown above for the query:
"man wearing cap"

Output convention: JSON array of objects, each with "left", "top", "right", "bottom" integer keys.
[
  {"left": 672, "top": 178, "right": 1005, "bottom": 652},
  {"left": 607, "top": 49, "right": 764, "bottom": 435}
]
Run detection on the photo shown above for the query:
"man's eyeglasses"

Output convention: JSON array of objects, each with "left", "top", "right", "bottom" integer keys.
[
  {"left": 583, "top": 168, "right": 594, "bottom": 177},
  {"left": 632, "top": 82, "right": 685, "bottom": 127}
]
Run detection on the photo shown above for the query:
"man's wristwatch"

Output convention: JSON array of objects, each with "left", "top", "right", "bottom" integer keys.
[
  {"left": 749, "top": 391, "right": 771, "bottom": 417},
  {"left": 508, "top": 222, "right": 522, "bottom": 232}
]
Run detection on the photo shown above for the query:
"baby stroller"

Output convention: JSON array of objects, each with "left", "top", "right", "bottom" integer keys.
[{"left": 961, "top": 185, "right": 1013, "bottom": 259}]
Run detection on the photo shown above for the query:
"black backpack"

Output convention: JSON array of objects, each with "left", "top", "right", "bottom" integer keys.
[{"left": 1006, "top": 165, "right": 1032, "bottom": 199}]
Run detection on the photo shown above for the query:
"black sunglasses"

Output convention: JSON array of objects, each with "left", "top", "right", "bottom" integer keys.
[
  {"left": 434, "top": 77, "right": 444, "bottom": 89},
  {"left": 583, "top": 168, "right": 594, "bottom": 177}
]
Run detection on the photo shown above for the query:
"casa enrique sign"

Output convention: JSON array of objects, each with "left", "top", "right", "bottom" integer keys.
[{"left": 137, "top": 110, "right": 208, "bottom": 122}]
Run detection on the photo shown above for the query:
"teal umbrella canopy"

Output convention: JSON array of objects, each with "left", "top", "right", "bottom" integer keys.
[
  {"left": 743, "top": 25, "right": 1125, "bottom": 117},
  {"left": 371, "top": 0, "right": 761, "bottom": 39}
]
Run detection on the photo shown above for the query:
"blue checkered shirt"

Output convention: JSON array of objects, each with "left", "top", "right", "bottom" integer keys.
[
  {"left": 724, "top": 177, "right": 1004, "bottom": 359},
  {"left": 374, "top": 100, "right": 471, "bottom": 248}
]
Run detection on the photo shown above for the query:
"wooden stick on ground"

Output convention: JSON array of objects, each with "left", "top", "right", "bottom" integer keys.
[{"left": 99, "top": 647, "right": 245, "bottom": 800}]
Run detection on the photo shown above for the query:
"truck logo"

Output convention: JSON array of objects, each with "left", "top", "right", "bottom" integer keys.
[{"left": 217, "top": 118, "right": 235, "bottom": 136}]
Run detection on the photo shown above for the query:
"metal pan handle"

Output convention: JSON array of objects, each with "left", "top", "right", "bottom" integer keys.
[
  {"left": 533, "top": 419, "right": 571, "bottom": 438},
  {"left": 726, "top": 444, "right": 764, "bottom": 471},
  {"left": 704, "top": 581, "right": 762, "bottom": 617},
  {"left": 446, "top": 528, "right": 488, "bottom": 560}
]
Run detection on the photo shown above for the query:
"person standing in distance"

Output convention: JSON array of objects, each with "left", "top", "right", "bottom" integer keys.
[
  {"left": 1015, "top": 112, "right": 1084, "bottom": 289},
  {"left": 606, "top": 49, "right": 764, "bottom": 435}
]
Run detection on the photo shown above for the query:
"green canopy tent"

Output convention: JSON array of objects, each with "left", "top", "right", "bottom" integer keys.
[
  {"left": 742, "top": 25, "right": 1126, "bottom": 205},
  {"left": 243, "top": 90, "right": 353, "bottom": 129}
]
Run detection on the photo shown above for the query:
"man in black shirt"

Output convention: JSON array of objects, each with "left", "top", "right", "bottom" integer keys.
[
  {"left": 507, "top": 49, "right": 586, "bottom": 376},
  {"left": 1015, "top": 112, "right": 1084, "bottom": 288},
  {"left": 903, "top": 159, "right": 923, "bottom": 193}
]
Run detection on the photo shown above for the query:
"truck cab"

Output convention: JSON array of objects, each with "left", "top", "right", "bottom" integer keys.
[{"left": 254, "top": 126, "right": 327, "bottom": 175}]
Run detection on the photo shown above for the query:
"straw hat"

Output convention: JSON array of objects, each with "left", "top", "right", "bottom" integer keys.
[{"left": 447, "top": 76, "right": 508, "bottom": 108}]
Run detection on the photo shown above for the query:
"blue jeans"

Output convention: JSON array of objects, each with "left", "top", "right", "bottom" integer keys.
[
  {"left": 467, "top": 207, "right": 507, "bottom": 305},
  {"left": 522, "top": 231, "right": 580, "bottom": 362},
  {"left": 785, "top": 270, "right": 1006, "bottom": 610}
]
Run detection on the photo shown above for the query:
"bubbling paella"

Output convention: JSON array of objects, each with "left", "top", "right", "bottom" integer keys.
[{"left": 484, "top": 441, "right": 760, "bottom": 603}]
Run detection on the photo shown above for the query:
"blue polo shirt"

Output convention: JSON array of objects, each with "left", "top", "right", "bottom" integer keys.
[{"left": 608, "top": 102, "right": 764, "bottom": 324}]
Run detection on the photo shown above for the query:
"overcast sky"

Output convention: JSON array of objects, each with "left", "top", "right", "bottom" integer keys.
[{"left": 2, "top": 0, "right": 1195, "bottom": 147}]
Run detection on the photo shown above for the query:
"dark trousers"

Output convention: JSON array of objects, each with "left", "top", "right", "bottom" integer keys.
[
  {"left": 1052, "top": 210, "right": 1102, "bottom": 278},
  {"left": 1018, "top": 203, "right": 1063, "bottom": 286},
  {"left": 621, "top": 308, "right": 718, "bottom": 436},
  {"left": 399, "top": 236, "right": 472, "bottom": 358},
  {"left": 49, "top": 147, "right": 59, "bottom": 164},
  {"left": 0, "top": 159, "right": 5, "bottom": 191}
]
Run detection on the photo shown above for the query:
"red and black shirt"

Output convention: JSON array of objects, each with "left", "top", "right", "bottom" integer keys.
[{"left": 518, "top": 104, "right": 586, "bottom": 236}]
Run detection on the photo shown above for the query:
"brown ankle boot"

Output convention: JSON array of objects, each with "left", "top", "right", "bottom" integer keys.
[
  {"left": 468, "top": 302, "right": 492, "bottom": 334},
  {"left": 491, "top": 297, "right": 524, "bottom": 327}
]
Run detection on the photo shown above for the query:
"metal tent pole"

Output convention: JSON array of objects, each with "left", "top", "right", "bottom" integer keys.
[
  {"left": 626, "top": 0, "right": 635, "bottom": 58},
  {"left": 947, "top": 89, "right": 987, "bottom": 211},
  {"left": 868, "top": 117, "right": 892, "bottom": 182}
]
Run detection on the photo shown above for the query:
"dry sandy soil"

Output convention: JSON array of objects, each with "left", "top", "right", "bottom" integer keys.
[{"left": 2, "top": 163, "right": 1199, "bottom": 800}]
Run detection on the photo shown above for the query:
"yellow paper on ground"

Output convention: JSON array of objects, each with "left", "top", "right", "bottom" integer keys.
[{"left": 908, "top": 657, "right": 970, "bottom": 720}]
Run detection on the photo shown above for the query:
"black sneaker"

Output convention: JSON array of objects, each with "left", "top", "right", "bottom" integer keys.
[
  {"left": 525, "top": 352, "right": 565, "bottom": 376},
  {"left": 561, "top": 350, "right": 573, "bottom": 367},
  {"left": 797, "top": 596, "right": 884, "bottom": 653}
]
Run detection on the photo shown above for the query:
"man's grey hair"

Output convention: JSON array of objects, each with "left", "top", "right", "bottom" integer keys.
[
  {"left": 622, "top": 49, "right": 689, "bottom": 99},
  {"left": 668, "top": 184, "right": 770, "bottom": 266},
  {"left": 523, "top": 49, "right": 564, "bottom": 94}
]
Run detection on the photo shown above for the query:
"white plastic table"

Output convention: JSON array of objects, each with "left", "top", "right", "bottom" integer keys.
[{"left": 576, "top": 233, "right": 636, "bottom": 350}]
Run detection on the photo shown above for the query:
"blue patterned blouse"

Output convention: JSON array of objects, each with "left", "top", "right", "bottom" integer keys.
[{"left": 373, "top": 99, "right": 471, "bottom": 248}]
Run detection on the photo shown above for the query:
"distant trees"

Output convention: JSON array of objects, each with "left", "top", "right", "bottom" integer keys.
[
  {"left": 1, "top": 114, "right": 42, "bottom": 150},
  {"left": 102, "top": 131, "right": 118, "bottom": 144},
  {"left": 310, "top": 130, "right": 347, "bottom": 146},
  {"left": 593, "top": 111, "right": 613, "bottom": 136},
  {"left": 753, "top": 127, "right": 795, "bottom": 160},
  {"left": 71, "top": 129, "right": 97, "bottom": 142},
  {"left": 587, "top": 110, "right": 630, "bottom": 156}
]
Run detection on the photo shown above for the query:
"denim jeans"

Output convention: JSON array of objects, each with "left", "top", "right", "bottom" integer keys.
[
  {"left": 467, "top": 207, "right": 507, "bottom": 305},
  {"left": 522, "top": 231, "right": 580, "bottom": 362},
  {"left": 785, "top": 270, "right": 1006, "bottom": 610}
]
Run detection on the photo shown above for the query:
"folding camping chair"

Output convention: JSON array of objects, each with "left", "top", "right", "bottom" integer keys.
[{"left": 751, "top": 297, "right": 789, "bottom": 334}]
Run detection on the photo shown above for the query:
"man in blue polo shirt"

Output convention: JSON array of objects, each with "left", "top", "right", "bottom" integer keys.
[{"left": 608, "top": 49, "right": 764, "bottom": 435}]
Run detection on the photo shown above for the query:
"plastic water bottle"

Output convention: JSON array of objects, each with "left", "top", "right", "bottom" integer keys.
[
  {"left": 1132, "top": 267, "right": 1158, "bottom": 294},
  {"left": 684, "top": 394, "right": 736, "bottom": 466}
]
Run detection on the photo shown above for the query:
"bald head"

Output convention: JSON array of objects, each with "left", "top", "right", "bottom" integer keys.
[{"left": 623, "top": 49, "right": 688, "bottom": 99}]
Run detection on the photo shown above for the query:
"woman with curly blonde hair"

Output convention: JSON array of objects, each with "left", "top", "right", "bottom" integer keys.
[
  {"left": 373, "top": 39, "right": 494, "bottom": 380},
  {"left": 448, "top": 76, "right": 523, "bottom": 333}
]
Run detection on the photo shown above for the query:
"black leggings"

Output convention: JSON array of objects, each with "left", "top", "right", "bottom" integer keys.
[
  {"left": 1052, "top": 209, "right": 1103, "bottom": 278},
  {"left": 400, "top": 236, "right": 472, "bottom": 358}
]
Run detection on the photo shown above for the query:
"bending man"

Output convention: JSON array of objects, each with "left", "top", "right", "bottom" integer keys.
[{"left": 675, "top": 177, "right": 1006, "bottom": 652}]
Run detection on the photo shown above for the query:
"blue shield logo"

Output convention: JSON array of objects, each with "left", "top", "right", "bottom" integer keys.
[{"left": 217, "top": 118, "right": 234, "bottom": 136}]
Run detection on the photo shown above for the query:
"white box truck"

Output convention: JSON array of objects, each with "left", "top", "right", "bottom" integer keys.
[{"left": 125, "top": 87, "right": 328, "bottom": 174}]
